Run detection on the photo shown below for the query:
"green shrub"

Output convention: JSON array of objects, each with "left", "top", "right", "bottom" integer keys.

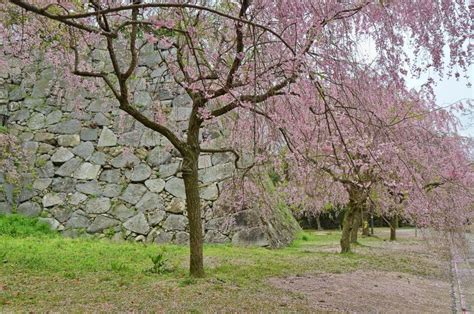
[{"left": 0, "top": 214, "right": 57, "bottom": 237}]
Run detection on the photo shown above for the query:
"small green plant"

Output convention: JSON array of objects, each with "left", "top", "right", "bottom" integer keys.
[
  {"left": 146, "top": 248, "right": 172, "bottom": 274},
  {"left": 104, "top": 227, "right": 116, "bottom": 239},
  {"left": 110, "top": 261, "right": 129, "bottom": 273},
  {"left": 302, "top": 235, "right": 309, "bottom": 241}
]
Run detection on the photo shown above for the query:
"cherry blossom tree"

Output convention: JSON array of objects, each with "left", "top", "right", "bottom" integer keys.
[
  {"left": 267, "top": 72, "right": 473, "bottom": 252},
  {"left": 1, "top": 0, "right": 471, "bottom": 273}
]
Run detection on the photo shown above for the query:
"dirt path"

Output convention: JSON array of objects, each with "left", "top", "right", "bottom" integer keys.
[
  {"left": 269, "top": 270, "right": 450, "bottom": 313},
  {"left": 269, "top": 228, "right": 453, "bottom": 313}
]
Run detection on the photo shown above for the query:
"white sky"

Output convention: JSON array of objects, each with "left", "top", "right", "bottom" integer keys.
[
  {"left": 406, "top": 66, "right": 473, "bottom": 138},
  {"left": 357, "top": 38, "right": 473, "bottom": 138}
]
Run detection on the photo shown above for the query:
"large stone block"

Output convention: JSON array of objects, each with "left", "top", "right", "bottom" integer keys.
[
  {"left": 66, "top": 210, "right": 90, "bottom": 229},
  {"left": 42, "top": 193, "right": 65, "bottom": 207},
  {"left": 204, "top": 230, "right": 229, "bottom": 244},
  {"left": 84, "top": 197, "right": 111, "bottom": 214},
  {"left": 73, "top": 163, "right": 101, "bottom": 180},
  {"left": 99, "top": 169, "right": 121, "bottom": 183},
  {"left": 147, "top": 210, "right": 166, "bottom": 226},
  {"left": 119, "top": 183, "right": 147, "bottom": 205},
  {"left": 198, "top": 162, "right": 234, "bottom": 183},
  {"left": 17, "top": 201, "right": 42, "bottom": 217},
  {"left": 97, "top": 127, "right": 117, "bottom": 147},
  {"left": 159, "top": 162, "right": 180, "bottom": 178},
  {"left": 92, "top": 112, "right": 109, "bottom": 126},
  {"left": 50, "top": 119, "right": 81, "bottom": 134},
  {"left": 87, "top": 215, "right": 119, "bottom": 233},
  {"left": 118, "top": 130, "right": 142, "bottom": 147},
  {"left": 27, "top": 112, "right": 46, "bottom": 130},
  {"left": 163, "top": 214, "right": 188, "bottom": 231},
  {"left": 69, "top": 192, "right": 87, "bottom": 205},
  {"left": 128, "top": 163, "right": 152, "bottom": 182},
  {"left": 72, "top": 142, "right": 94, "bottom": 160},
  {"left": 51, "top": 147, "right": 74, "bottom": 164},
  {"left": 51, "top": 177, "right": 75, "bottom": 193},
  {"left": 110, "top": 204, "right": 136, "bottom": 221},
  {"left": 200, "top": 184, "right": 218, "bottom": 201},
  {"left": 76, "top": 181, "right": 102, "bottom": 196},
  {"left": 103, "top": 184, "right": 123, "bottom": 197},
  {"left": 145, "top": 178, "right": 165, "bottom": 193},
  {"left": 174, "top": 231, "right": 190, "bottom": 244},
  {"left": 57, "top": 135, "right": 81, "bottom": 147},
  {"left": 32, "top": 178, "right": 52, "bottom": 191},
  {"left": 111, "top": 151, "right": 140, "bottom": 168},
  {"left": 140, "top": 129, "right": 161, "bottom": 147},
  {"left": 123, "top": 213, "right": 150, "bottom": 235},
  {"left": 38, "top": 217, "right": 62, "bottom": 231},
  {"left": 231, "top": 227, "right": 269, "bottom": 247},
  {"left": 147, "top": 148, "right": 172, "bottom": 167},
  {"left": 164, "top": 177, "right": 186, "bottom": 199},
  {"left": 45, "top": 110, "right": 62, "bottom": 125},
  {"left": 80, "top": 128, "right": 98, "bottom": 141},
  {"left": 136, "top": 192, "right": 165, "bottom": 212}
]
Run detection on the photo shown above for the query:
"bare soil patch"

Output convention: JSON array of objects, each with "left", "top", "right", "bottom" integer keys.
[{"left": 269, "top": 270, "right": 451, "bottom": 313}]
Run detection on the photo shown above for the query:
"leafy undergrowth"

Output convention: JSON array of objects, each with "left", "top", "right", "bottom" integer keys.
[{"left": 0, "top": 216, "right": 448, "bottom": 312}]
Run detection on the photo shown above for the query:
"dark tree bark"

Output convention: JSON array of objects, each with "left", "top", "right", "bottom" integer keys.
[
  {"left": 362, "top": 212, "right": 369, "bottom": 236},
  {"left": 316, "top": 214, "right": 323, "bottom": 230},
  {"left": 350, "top": 207, "right": 362, "bottom": 243},
  {"left": 390, "top": 215, "right": 398, "bottom": 241},
  {"left": 340, "top": 205, "right": 355, "bottom": 253},
  {"left": 340, "top": 184, "right": 368, "bottom": 253},
  {"left": 182, "top": 151, "right": 204, "bottom": 277},
  {"left": 361, "top": 205, "right": 370, "bottom": 236}
]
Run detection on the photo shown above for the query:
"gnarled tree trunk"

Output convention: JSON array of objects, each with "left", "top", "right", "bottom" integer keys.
[
  {"left": 316, "top": 214, "right": 323, "bottom": 230},
  {"left": 340, "top": 205, "right": 355, "bottom": 253},
  {"left": 362, "top": 211, "right": 370, "bottom": 236},
  {"left": 340, "top": 184, "right": 368, "bottom": 253},
  {"left": 390, "top": 215, "right": 398, "bottom": 241},
  {"left": 350, "top": 207, "right": 362, "bottom": 243}
]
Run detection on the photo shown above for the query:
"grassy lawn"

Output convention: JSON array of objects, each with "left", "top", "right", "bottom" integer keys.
[{"left": 0, "top": 215, "right": 448, "bottom": 312}]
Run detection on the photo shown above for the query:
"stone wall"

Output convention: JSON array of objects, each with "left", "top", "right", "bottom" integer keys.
[{"left": 0, "top": 43, "right": 300, "bottom": 247}]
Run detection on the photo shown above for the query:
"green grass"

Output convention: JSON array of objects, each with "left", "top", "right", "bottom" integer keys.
[
  {"left": 0, "top": 214, "right": 57, "bottom": 238},
  {"left": 0, "top": 215, "right": 446, "bottom": 312}
]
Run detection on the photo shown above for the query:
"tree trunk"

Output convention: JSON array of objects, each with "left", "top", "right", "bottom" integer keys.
[
  {"left": 362, "top": 207, "right": 370, "bottom": 236},
  {"left": 370, "top": 213, "right": 374, "bottom": 235},
  {"left": 350, "top": 208, "right": 361, "bottom": 243},
  {"left": 390, "top": 215, "right": 398, "bottom": 241},
  {"left": 340, "top": 206, "right": 355, "bottom": 253},
  {"left": 182, "top": 152, "right": 204, "bottom": 277},
  {"left": 316, "top": 214, "right": 323, "bottom": 230}
]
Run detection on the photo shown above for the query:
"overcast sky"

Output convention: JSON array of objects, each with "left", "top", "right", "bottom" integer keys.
[
  {"left": 406, "top": 65, "right": 473, "bottom": 138},
  {"left": 358, "top": 37, "right": 473, "bottom": 138}
]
